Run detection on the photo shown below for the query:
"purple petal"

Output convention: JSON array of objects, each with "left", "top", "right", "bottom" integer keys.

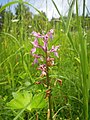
[
  {"left": 49, "top": 34, "right": 53, "bottom": 39},
  {"left": 49, "top": 29, "right": 54, "bottom": 34},
  {"left": 50, "top": 45, "right": 59, "bottom": 52},
  {"left": 43, "top": 34, "right": 48, "bottom": 41},
  {"left": 31, "top": 47, "right": 36, "bottom": 54},
  {"left": 40, "top": 71, "right": 46, "bottom": 77},
  {"left": 47, "top": 29, "right": 54, "bottom": 40},
  {"left": 54, "top": 52, "right": 59, "bottom": 57},
  {"left": 33, "top": 54, "right": 40, "bottom": 58},
  {"left": 32, "top": 31, "right": 42, "bottom": 38},
  {"left": 33, "top": 58, "right": 38, "bottom": 64},
  {"left": 37, "top": 64, "right": 46, "bottom": 71},
  {"left": 42, "top": 41, "right": 47, "bottom": 51},
  {"left": 54, "top": 45, "right": 59, "bottom": 51},
  {"left": 31, "top": 39, "right": 38, "bottom": 47}
]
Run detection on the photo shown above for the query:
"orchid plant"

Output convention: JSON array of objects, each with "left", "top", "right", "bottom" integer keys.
[{"left": 31, "top": 29, "right": 60, "bottom": 120}]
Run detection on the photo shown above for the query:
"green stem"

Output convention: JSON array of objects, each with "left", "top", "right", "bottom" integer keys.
[{"left": 46, "top": 48, "right": 53, "bottom": 120}]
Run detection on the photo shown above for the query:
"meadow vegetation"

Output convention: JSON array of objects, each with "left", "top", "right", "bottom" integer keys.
[{"left": 0, "top": 0, "right": 90, "bottom": 120}]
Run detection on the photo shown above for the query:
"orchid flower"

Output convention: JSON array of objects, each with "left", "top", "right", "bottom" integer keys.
[
  {"left": 31, "top": 39, "right": 39, "bottom": 47},
  {"left": 31, "top": 47, "right": 36, "bottom": 54},
  {"left": 37, "top": 64, "right": 46, "bottom": 77},
  {"left": 32, "top": 31, "right": 42, "bottom": 38},
  {"left": 32, "top": 54, "right": 42, "bottom": 64},
  {"left": 47, "top": 57, "right": 54, "bottom": 66},
  {"left": 47, "top": 29, "right": 54, "bottom": 39},
  {"left": 43, "top": 34, "right": 49, "bottom": 41},
  {"left": 37, "top": 64, "right": 46, "bottom": 72},
  {"left": 50, "top": 29, "right": 54, "bottom": 34},
  {"left": 42, "top": 40, "right": 47, "bottom": 51},
  {"left": 50, "top": 45, "right": 60, "bottom": 57},
  {"left": 40, "top": 71, "right": 46, "bottom": 77}
]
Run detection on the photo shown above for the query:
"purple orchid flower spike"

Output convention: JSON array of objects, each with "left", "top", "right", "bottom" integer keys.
[{"left": 31, "top": 29, "right": 60, "bottom": 119}]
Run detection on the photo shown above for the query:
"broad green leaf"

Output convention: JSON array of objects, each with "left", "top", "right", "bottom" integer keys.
[
  {"left": 7, "top": 91, "right": 46, "bottom": 111},
  {"left": 7, "top": 99, "right": 23, "bottom": 109},
  {"left": 28, "top": 93, "right": 46, "bottom": 110},
  {"left": 7, "top": 91, "right": 32, "bottom": 109}
]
